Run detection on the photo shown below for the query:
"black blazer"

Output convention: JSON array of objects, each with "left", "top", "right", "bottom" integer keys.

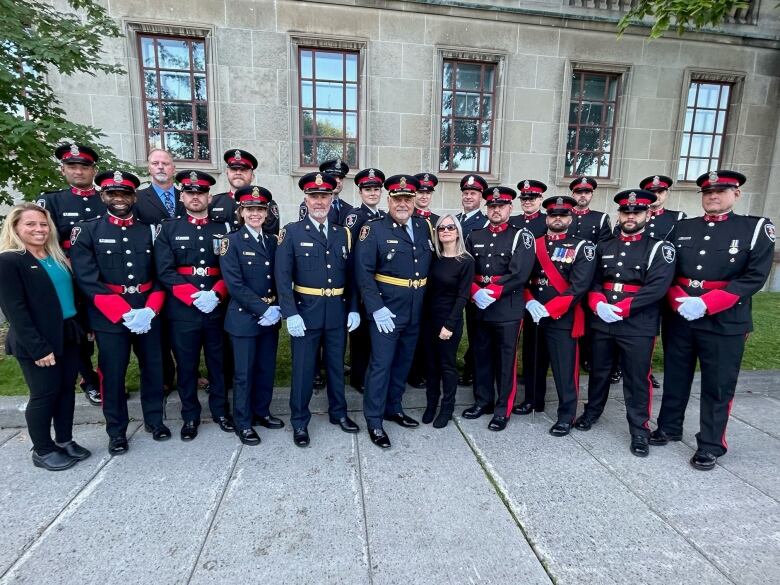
[
  {"left": 134, "top": 185, "right": 183, "bottom": 225},
  {"left": 0, "top": 251, "right": 68, "bottom": 360}
]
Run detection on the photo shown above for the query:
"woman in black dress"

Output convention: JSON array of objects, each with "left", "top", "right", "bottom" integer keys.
[{"left": 422, "top": 214, "right": 474, "bottom": 428}]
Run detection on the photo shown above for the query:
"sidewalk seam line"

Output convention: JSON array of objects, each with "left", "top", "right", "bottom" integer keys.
[
  {"left": 184, "top": 442, "right": 244, "bottom": 585},
  {"left": 354, "top": 433, "right": 375, "bottom": 585},
  {"left": 454, "top": 418, "right": 557, "bottom": 585},
  {"left": 0, "top": 429, "right": 20, "bottom": 448}
]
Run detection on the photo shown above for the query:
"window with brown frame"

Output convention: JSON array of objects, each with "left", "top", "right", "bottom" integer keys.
[
  {"left": 139, "top": 34, "right": 209, "bottom": 162},
  {"left": 565, "top": 71, "right": 620, "bottom": 178},
  {"left": 439, "top": 60, "right": 496, "bottom": 173},
  {"left": 298, "top": 48, "right": 359, "bottom": 168},
  {"left": 677, "top": 81, "right": 732, "bottom": 182}
]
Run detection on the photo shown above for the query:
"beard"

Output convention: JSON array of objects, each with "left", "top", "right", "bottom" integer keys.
[
  {"left": 309, "top": 207, "right": 329, "bottom": 220},
  {"left": 547, "top": 220, "right": 568, "bottom": 233},
  {"left": 620, "top": 219, "right": 646, "bottom": 234}
]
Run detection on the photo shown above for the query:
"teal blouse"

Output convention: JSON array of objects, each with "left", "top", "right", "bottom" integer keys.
[{"left": 36, "top": 256, "right": 77, "bottom": 319}]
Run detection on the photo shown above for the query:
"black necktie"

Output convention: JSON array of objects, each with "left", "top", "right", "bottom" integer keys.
[{"left": 319, "top": 223, "right": 326, "bottom": 241}]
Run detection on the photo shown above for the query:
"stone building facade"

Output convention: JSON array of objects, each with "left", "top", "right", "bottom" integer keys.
[{"left": 51, "top": 0, "right": 780, "bottom": 284}]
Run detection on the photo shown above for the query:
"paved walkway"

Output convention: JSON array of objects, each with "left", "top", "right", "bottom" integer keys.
[{"left": 0, "top": 371, "right": 778, "bottom": 585}]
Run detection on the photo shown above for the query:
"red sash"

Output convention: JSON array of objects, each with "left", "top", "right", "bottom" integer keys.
[{"left": 534, "top": 236, "right": 584, "bottom": 338}]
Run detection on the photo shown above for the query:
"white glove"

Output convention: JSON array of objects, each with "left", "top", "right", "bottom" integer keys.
[
  {"left": 596, "top": 301, "right": 623, "bottom": 324},
  {"left": 258, "top": 305, "right": 282, "bottom": 326},
  {"left": 126, "top": 307, "right": 155, "bottom": 334},
  {"left": 525, "top": 300, "right": 550, "bottom": 324},
  {"left": 347, "top": 311, "right": 361, "bottom": 332},
  {"left": 676, "top": 296, "right": 707, "bottom": 321},
  {"left": 286, "top": 314, "right": 306, "bottom": 337},
  {"left": 122, "top": 309, "right": 140, "bottom": 331},
  {"left": 191, "top": 290, "right": 219, "bottom": 314},
  {"left": 373, "top": 307, "right": 396, "bottom": 334},
  {"left": 472, "top": 287, "right": 496, "bottom": 310}
]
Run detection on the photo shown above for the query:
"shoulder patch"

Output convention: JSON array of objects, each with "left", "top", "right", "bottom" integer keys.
[
  {"left": 345, "top": 213, "right": 358, "bottom": 228},
  {"left": 69, "top": 226, "right": 81, "bottom": 246},
  {"left": 218, "top": 237, "right": 230, "bottom": 256},
  {"left": 278, "top": 228, "right": 286, "bottom": 245},
  {"left": 522, "top": 230, "right": 534, "bottom": 250},
  {"left": 583, "top": 243, "right": 596, "bottom": 262},
  {"left": 35, "top": 198, "right": 46, "bottom": 209},
  {"left": 765, "top": 222, "right": 776, "bottom": 243},
  {"left": 270, "top": 203, "right": 279, "bottom": 218},
  {"left": 298, "top": 206, "right": 307, "bottom": 221},
  {"left": 359, "top": 225, "right": 370, "bottom": 241},
  {"left": 662, "top": 244, "right": 676, "bottom": 263}
]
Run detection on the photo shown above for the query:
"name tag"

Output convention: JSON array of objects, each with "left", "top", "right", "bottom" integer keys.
[
  {"left": 213, "top": 207, "right": 224, "bottom": 212},
  {"left": 242, "top": 251, "right": 255, "bottom": 256},
  {"left": 63, "top": 212, "right": 80, "bottom": 217},
  {"left": 175, "top": 236, "right": 190, "bottom": 241},
  {"left": 602, "top": 255, "right": 614, "bottom": 259},
  {"left": 677, "top": 236, "right": 692, "bottom": 240},
  {"left": 98, "top": 239, "right": 116, "bottom": 244},
  {"left": 386, "top": 239, "right": 398, "bottom": 244},
  {"left": 300, "top": 242, "right": 314, "bottom": 247},
  {"left": 473, "top": 244, "right": 485, "bottom": 248}
]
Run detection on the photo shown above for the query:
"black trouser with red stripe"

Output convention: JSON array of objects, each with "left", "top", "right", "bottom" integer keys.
[
  {"left": 583, "top": 330, "right": 654, "bottom": 437},
  {"left": 658, "top": 316, "right": 745, "bottom": 457},
  {"left": 523, "top": 323, "right": 580, "bottom": 424},
  {"left": 472, "top": 319, "right": 522, "bottom": 417},
  {"left": 94, "top": 322, "right": 165, "bottom": 438}
]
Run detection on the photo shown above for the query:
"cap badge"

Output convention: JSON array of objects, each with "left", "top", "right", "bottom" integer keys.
[
  {"left": 467, "top": 176, "right": 475, "bottom": 186},
  {"left": 424, "top": 173, "right": 430, "bottom": 182},
  {"left": 523, "top": 180, "right": 530, "bottom": 190},
  {"left": 708, "top": 171, "right": 719, "bottom": 184},
  {"left": 315, "top": 173, "right": 323, "bottom": 186},
  {"left": 580, "top": 177, "right": 588, "bottom": 185},
  {"left": 492, "top": 187, "right": 500, "bottom": 197},
  {"left": 399, "top": 176, "right": 407, "bottom": 189},
  {"left": 189, "top": 171, "right": 198, "bottom": 182},
  {"left": 628, "top": 192, "right": 637, "bottom": 204},
  {"left": 113, "top": 171, "right": 123, "bottom": 183},
  {"left": 233, "top": 150, "right": 241, "bottom": 161},
  {"left": 335, "top": 158, "right": 342, "bottom": 170},
  {"left": 652, "top": 176, "right": 660, "bottom": 186},
  {"left": 368, "top": 168, "right": 375, "bottom": 178},
  {"left": 251, "top": 186, "right": 260, "bottom": 198},
  {"left": 556, "top": 197, "right": 563, "bottom": 205},
  {"left": 69, "top": 144, "right": 80, "bottom": 156}
]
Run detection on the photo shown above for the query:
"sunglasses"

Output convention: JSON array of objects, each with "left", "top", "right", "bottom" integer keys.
[{"left": 437, "top": 224, "right": 457, "bottom": 232}]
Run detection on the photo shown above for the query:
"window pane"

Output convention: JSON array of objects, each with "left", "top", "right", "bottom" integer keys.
[
  {"left": 565, "top": 152, "right": 576, "bottom": 176},
  {"left": 455, "top": 64, "right": 481, "bottom": 91},
  {"left": 690, "top": 134, "right": 712, "bottom": 157},
  {"left": 345, "top": 113, "right": 357, "bottom": 139},
  {"left": 146, "top": 102, "right": 160, "bottom": 128},
  {"left": 571, "top": 73, "right": 582, "bottom": 99},
  {"left": 141, "top": 38, "right": 156, "bottom": 67},
  {"left": 607, "top": 77, "right": 618, "bottom": 101},
  {"left": 158, "top": 39, "right": 191, "bottom": 70},
  {"left": 315, "top": 81, "right": 343, "bottom": 109},
  {"left": 479, "top": 148, "right": 490, "bottom": 172},
  {"left": 160, "top": 72, "right": 192, "bottom": 100},
  {"left": 698, "top": 84, "right": 721, "bottom": 109},
  {"left": 484, "top": 65, "right": 495, "bottom": 91},
  {"left": 441, "top": 91, "right": 453, "bottom": 116},
  {"left": 566, "top": 127, "right": 577, "bottom": 150},
  {"left": 680, "top": 134, "right": 690, "bottom": 157},
  {"left": 685, "top": 157, "right": 708, "bottom": 181},
  {"left": 719, "top": 85, "right": 731, "bottom": 109},
  {"left": 346, "top": 54, "right": 358, "bottom": 82},
  {"left": 598, "top": 153, "right": 610, "bottom": 177},
  {"left": 442, "top": 62, "right": 454, "bottom": 89},
  {"left": 583, "top": 75, "right": 607, "bottom": 100},
  {"left": 601, "top": 128, "right": 613, "bottom": 152},
  {"left": 196, "top": 104, "right": 208, "bottom": 131},
  {"left": 300, "top": 50, "right": 313, "bottom": 78},
  {"left": 317, "top": 140, "right": 343, "bottom": 161},
  {"left": 165, "top": 132, "right": 194, "bottom": 159},
  {"left": 301, "top": 110, "right": 314, "bottom": 135},
  {"left": 451, "top": 145, "right": 477, "bottom": 171},
  {"left": 196, "top": 134, "right": 209, "bottom": 159},
  {"left": 144, "top": 72, "right": 158, "bottom": 98},
  {"left": 439, "top": 146, "right": 451, "bottom": 170},
  {"left": 193, "top": 74, "right": 207, "bottom": 101},
  {"left": 576, "top": 152, "right": 598, "bottom": 176},
  {"left": 192, "top": 42, "right": 205, "bottom": 70},
  {"left": 440, "top": 119, "right": 451, "bottom": 143},
  {"left": 148, "top": 131, "right": 162, "bottom": 150},
  {"left": 163, "top": 103, "right": 193, "bottom": 131},
  {"left": 716, "top": 111, "right": 726, "bottom": 134},
  {"left": 480, "top": 121, "right": 492, "bottom": 145},
  {"left": 712, "top": 135, "right": 722, "bottom": 158},
  {"left": 345, "top": 85, "right": 357, "bottom": 110},
  {"left": 481, "top": 96, "right": 493, "bottom": 119},
  {"left": 455, "top": 93, "right": 479, "bottom": 117},
  {"left": 684, "top": 108, "right": 694, "bottom": 132},
  {"left": 569, "top": 103, "right": 579, "bottom": 124},
  {"left": 453, "top": 119, "right": 478, "bottom": 144},
  {"left": 345, "top": 142, "right": 357, "bottom": 166},
  {"left": 302, "top": 139, "right": 315, "bottom": 164},
  {"left": 576, "top": 126, "right": 600, "bottom": 152},
  {"left": 582, "top": 102, "right": 604, "bottom": 125},
  {"left": 687, "top": 84, "right": 698, "bottom": 107},
  {"left": 315, "top": 51, "right": 344, "bottom": 81},
  {"left": 315, "top": 111, "right": 344, "bottom": 137},
  {"left": 693, "top": 110, "right": 716, "bottom": 132},
  {"left": 301, "top": 81, "right": 313, "bottom": 108},
  {"left": 605, "top": 104, "right": 615, "bottom": 127}
]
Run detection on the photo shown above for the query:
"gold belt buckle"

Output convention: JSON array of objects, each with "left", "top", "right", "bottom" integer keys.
[
  {"left": 410, "top": 279, "right": 419, "bottom": 289},
  {"left": 323, "top": 288, "right": 333, "bottom": 297},
  {"left": 613, "top": 283, "right": 623, "bottom": 292}
]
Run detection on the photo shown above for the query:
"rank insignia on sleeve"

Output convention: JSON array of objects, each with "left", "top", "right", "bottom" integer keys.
[
  {"left": 359, "top": 225, "right": 370, "bottom": 241},
  {"left": 278, "top": 228, "right": 286, "bottom": 245},
  {"left": 345, "top": 213, "right": 357, "bottom": 228},
  {"left": 583, "top": 244, "right": 595, "bottom": 261},
  {"left": 522, "top": 231, "right": 534, "bottom": 249},
  {"left": 69, "top": 226, "right": 81, "bottom": 246},
  {"left": 662, "top": 244, "right": 676, "bottom": 263},
  {"left": 765, "top": 222, "right": 776, "bottom": 242},
  {"left": 218, "top": 237, "right": 230, "bottom": 256}
]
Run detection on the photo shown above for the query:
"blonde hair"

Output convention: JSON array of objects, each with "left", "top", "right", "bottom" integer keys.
[
  {"left": 434, "top": 214, "right": 472, "bottom": 260},
  {"left": 0, "top": 203, "right": 70, "bottom": 270}
]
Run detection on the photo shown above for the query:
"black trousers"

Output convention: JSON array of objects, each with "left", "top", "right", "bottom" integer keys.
[
  {"left": 349, "top": 316, "right": 371, "bottom": 389},
  {"left": 77, "top": 332, "right": 99, "bottom": 388},
  {"left": 290, "top": 326, "right": 348, "bottom": 429},
  {"left": 584, "top": 330, "right": 654, "bottom": 437},
  {"left": 94, "top": 322, "right": 164, "bottom": 438},
  {"left": 222, "top": 332, "right": 234, "bottom": 391},
  {"left": 407, "top": 328, "right": 428, "bottom": 383},
  {"left": 425, "top": 320, "right": 463, "bottom": 415},
  {"left": 159, "top": 315, "right": 176, "bottom": 389},
  {"left": 230, "top": 327, "right": 279, "bottom": 431},
  {"left": 659, "top": 317, "right": 745, "bottom": 457},
  {"left": 17, "top": 333, "right": 79, "bottom": 455},
  {"left": 473, "top": 319, "right": 522, "bottom": 418},
  {"left": 461, "top": 305, "right": 477, "bottom": 379},
  {"left": 523, "top": 324, "right": 580, "bottom": 424},
  {"left": 364, "top": 321, "right": 419, "bottom": 429},
  {"left": 169, "top": 318, "right": 227, "bottom": 424}
]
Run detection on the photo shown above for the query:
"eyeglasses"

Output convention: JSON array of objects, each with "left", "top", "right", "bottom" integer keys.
[{"left": 437, "top": 224, "right": 457, "bottom": 232}]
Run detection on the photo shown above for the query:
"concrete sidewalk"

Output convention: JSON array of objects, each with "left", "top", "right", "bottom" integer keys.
[{"left": 0, "top": 371, "right": 778, "bottom": 584}]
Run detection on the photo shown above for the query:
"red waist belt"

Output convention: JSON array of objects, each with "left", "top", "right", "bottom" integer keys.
[
  {"left": 105, "top": 281, "right": 153, "bottom": 295},
  {"left": 602, "top": 282, "right": 642, "bottom": 293},
  {"left": 474, "top": 275, "right": 500, "bottom": 285},
  {"left": 676, "top": 277, "right": 728, "bottom": 290},
  {"left": 176, "top": 266, "right": 221, "bottom": 277}
]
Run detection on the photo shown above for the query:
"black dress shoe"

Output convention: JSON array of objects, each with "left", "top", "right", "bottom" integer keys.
[
  {"left": 650, "top": 373, "right": 660, "bottom": 389},
  {"left": 462, "top": 404, "right": 494, "bottom": 419},
  {"left": 236, "top": 428, "right": 261, "bottom": 446},
  {"left": 384, "top": 412, "right": 419, "bottom": 428},
  {"left": 81, "top": 383, "right": 101, "bottom": 405},
  {"left": 214, "top": 415, "right": 235, "bottom": 433},
  {"left": 56, "top": 441, "right": 91, "bottom": 461},
  {"left": 313, "top": 374, "right": 326, "bottom": 390},
  {"left": 293, "top": 427, "right": 310, "bottom": 447},
  {"left": 408, "top": 377, "right": 427, "bottom": 389},
  {"left": 422, "top": 406, "right": 437, "bottom": 424},
  {"left": 574, "top": 414, "right": 597, "bottom": 431},
  {"left": 330, "top": 416, "right": 360, "bottom": 433},
  {"left": 549, "top": 422, "right": 572, "bottom": 437},
  {"left": 512, "top": 402, "right": 544, "bottom": 415},
  {"left": 488, "top": 415, "right": 509, "bottom": 431},
  {"left": 368, "top": 428, "right": 391, "bottom": 449},
  {"left": 458, "top": 373, "right": 473, "bottom": 386},
  {"left": 648, "top": 428, "right": 682, "bottom": 446},
  {"left": 690, "top": 449, "right": 717, "bottom": 471},
  {"left": 252, "top": 415, "right": 285, "bottom": 429},
  {"left": 610, "top": 368, "right": 623, "bottom": 384},
  {"left": 32, "top": 449, "right": 78, "bottom": 471},
  {"left": 630, "top": 435, "right": 650, "bottom": 457},
  {"left": 145, "top": 423, "right": 172, "bottom": 441},
  {"left": 433, "top": 411, "right": 452, "bottom": 428},
  {"left": 108, "top": 435, "right": 129, "bottom": 455},
  {"left": 180, "top": 421, "right": 199, "bottom": 441}
]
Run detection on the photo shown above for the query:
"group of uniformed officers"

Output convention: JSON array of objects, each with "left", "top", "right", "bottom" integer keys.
[{"left": 36, "top": 142, "right": 775, "bottom": 471}]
